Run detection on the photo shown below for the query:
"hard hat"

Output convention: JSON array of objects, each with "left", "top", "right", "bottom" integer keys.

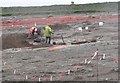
[{"left": 32, "top": 27, "right": 35, "bottom": 29}]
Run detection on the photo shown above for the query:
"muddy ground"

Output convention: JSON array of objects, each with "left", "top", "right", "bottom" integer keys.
[{"left": 1, "top": 12, "right": 118, "bottom": 81}]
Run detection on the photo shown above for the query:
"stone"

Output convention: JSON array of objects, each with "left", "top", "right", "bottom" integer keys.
[{"left": 87, "top": 74, "right": 94, "bottom": 77}]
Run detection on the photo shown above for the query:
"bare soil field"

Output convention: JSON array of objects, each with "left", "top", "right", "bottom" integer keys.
[{"left": 1, "top": 12, "right": 118, "bottom": 82}]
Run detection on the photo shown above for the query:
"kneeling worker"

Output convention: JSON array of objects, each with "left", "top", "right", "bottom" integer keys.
[{"left": 28, "top": 26, "right": 37, "bottom": 39}]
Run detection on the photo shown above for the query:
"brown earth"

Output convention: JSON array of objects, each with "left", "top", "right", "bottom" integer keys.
[{"left": 1, "top": 12, "right": 118, "bottom": 82}]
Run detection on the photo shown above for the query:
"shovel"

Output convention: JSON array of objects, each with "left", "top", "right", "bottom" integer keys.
[
  {"left": 52, "top": 34, "right": 66, "bottom": 45},
  {"left": 61, "top": 34, "right": 65, "bottom": 44},
  {"left": 60, "top": 34, "right": 66, "bottom": 45}
]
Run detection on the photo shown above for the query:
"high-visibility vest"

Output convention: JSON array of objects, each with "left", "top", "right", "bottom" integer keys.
[
  {"left": 44, "top": 25, "right": 52, "bottom": 37},
  {"left": 29, "top": 27, "right": 35, "bottom": 33}
]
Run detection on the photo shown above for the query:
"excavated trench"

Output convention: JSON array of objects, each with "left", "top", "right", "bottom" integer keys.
[
  {"left": 2, "top": 33, "right": 98, "bottom": 50},
  {"left": 2, "top": 33, "right": 32, "bottom": 49},
  {"left": 2, "top": 23, "right": 70, "bottom": 50},
  {"left": 2, "top": 23, "right": 100, "bottom": 50},
  {"left": 2, "top": 33, "right": 54, "bottom": 50}
]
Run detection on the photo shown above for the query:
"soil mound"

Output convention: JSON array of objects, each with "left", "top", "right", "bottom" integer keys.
[
  {"left": 2, "top": 33, "right": 32, "bottom": 49},
  {"left": 2, "top": 33, "right": 53, "bottom": 50}
]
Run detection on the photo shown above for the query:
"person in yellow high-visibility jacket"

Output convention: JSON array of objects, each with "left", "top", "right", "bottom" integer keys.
[{"left": 44, "top": 24, "right": 53, "bottom": 44}]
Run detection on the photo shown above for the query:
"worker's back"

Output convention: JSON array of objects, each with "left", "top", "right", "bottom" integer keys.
[
  {"left": 29, "top": 27, "right": 35, "bottom": 33},
  {"left": 44, "top": 25, "right": 52, "bottom": 37}
]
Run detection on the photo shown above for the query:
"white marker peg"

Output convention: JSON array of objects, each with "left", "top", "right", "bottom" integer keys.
[
  {"left": 105, "top": 78, "right": 108, "bottom": 81},
  {"left": 39, "top": 77, "right": 41, "bottom": 82},
  {"left": 50, "top": 75, "right": 53, "bottom": 81},
  {"left": 85, "top": 26, "right": 89, "bottom": 30},
  {"left": 4, "top": 62, "right": 6, "bottom": 65},
  {"left": 100, "top": 54, "right": 106, "bottom": 60},
  {"left": 102, "top": 54, "right": 106, "bottom": 60},
  {"left": 78, "top": 27, "right": 83, "bottom": 32},
  {"left": 67, "top": 70, "right": 70, "bottom": 75},
  {"left": 14, "top": 70, "right": 16, "bottom": 74},
  {"left": 100, "top": 58, "right": 102, "bottom": 60},
  {"left": 87, "top": 60, "right": 91, "bottom": 64},
  {"left": 84, "top": 59, "right": 88, "bottom": 64},
  {"left": 99, "top": 22, "right": 104, "bottom": 26},
  {"left": 26, "top": 75, "right": 28, "bottom": 80},
  {"left": 92, "top": 51, "right": 98, "bottom": 60}
]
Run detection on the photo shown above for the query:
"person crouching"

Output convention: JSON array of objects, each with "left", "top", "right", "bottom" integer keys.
[{"left": 28, "top": 27, "right": 37, "bottom": 39}]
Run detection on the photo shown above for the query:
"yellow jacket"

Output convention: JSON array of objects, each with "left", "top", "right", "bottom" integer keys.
[{"left": 44, "top": 25, "right": 52, "bottom": 37}]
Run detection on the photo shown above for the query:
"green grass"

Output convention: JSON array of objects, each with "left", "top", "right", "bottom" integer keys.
[{"left": 1, "top": 2, "right": 119, "bottom": 16}]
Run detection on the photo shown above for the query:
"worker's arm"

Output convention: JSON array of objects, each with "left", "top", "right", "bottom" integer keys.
[
  {"left": 49, "top": 27, "right": 54, "bottom": 34},
  {"left": 51, "top": 30, "right": 54, "bottom": 34}
]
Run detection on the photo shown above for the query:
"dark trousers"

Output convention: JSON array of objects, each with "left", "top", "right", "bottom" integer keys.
[{"left": 45, "top": 36, "right": 51, "bottom": 44}]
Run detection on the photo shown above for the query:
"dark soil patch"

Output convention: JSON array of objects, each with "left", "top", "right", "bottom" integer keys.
[
  {"left": 2, "top": 33, "right": 33, "bottom": 49},
  {"left": 31, "top": 43, "right": 53, "bottom": 48},
  {"left": 51, "top": 23, "right": 70, "bottom": 31},
  {"left": 2, "top": 33, "right": 54, "bottom": 50}
]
